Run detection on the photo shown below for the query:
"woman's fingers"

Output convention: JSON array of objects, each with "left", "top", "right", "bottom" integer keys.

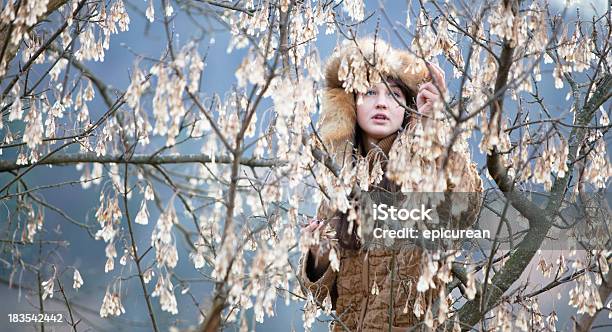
[
  {"left": 300, "top": 219, "right": 320, "bottom": 233},
  {"left": 303, "top": 219, "right": 331, "bottom": 256},
  {"left": 300, "top": 219, "right": 328, "bottom": 237},
  {"left": 419, "top": 82, "right": 440, "bottom": 92},
  {"left": 417, "top": 88, "right": 438, "bottom": 105},
  {"left": 316, "top": 221, "right": 327, "bottom": 231},
  {"left": 419, "top": 82, "right": 442, "bottom": 95},
  {"left": 425, "top": 62, "right": 447, "bottom": 94},
  {"left": 417, "top": 90, "right": 435, "bottom": 115},
  {"left": 418, "top": 103, "right": 433, "bottom": 117},
  {"left": 427, "top": 62, "right": 445, "bottom": 82}
]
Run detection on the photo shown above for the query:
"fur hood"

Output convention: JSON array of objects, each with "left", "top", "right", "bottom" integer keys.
[{"left": 317, "top": 38, "right": 431, "bottom": 162}]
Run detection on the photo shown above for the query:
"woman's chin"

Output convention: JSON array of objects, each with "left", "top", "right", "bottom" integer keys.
[{"left": 365, "top": 128, "right": 394, "bottom": 140}]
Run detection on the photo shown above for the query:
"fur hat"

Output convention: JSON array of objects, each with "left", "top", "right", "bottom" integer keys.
[{"left": 317, "top": 38, "right": 431, "bottom": 164}]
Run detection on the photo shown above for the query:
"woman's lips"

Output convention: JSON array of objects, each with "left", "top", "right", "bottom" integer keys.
[{"left": 371, "top": 113, "right": 389, "bottom": 123}]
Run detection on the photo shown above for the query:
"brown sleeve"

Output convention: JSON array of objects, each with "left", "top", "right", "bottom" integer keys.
[
  {"left": 298, "top": 251, "right": 338, "bottom": 306},
  {"left": 297, "top": 199, "right": 340, "bottom": 306}
]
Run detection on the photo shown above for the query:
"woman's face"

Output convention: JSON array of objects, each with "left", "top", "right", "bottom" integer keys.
[{"left": 356, "top": 82, "right": 407, "bottom": 140}]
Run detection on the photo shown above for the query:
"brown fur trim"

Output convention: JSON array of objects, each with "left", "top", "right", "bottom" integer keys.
[
  {"left": 319, "top": 88, "right": 356, "bottom": 146},
  {"left": 324, "top": 56, "right": 343, "bottom": 93},
  {"left": 396, "top": 52, "right": 430, "bottom": 93}
]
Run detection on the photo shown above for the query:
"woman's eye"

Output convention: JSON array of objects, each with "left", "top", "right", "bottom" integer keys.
[
  {"left": 365, "top": 90, "right": 376, "bottom": 96},
  {"left": 390, "top": 91, "right": 401, "bottom": 97}
]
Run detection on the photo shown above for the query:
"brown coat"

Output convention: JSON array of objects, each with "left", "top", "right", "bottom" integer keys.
[{"left": 299, "top": 38, "right": 483, "bottom": 331}]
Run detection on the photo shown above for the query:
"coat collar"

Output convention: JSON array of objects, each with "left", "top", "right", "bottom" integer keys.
[
  {"left": 361, "top": 132, "right": 398, "bottom": 158},
  {"left": 360, "top": 131, "right": 399, "bottom": 185}
]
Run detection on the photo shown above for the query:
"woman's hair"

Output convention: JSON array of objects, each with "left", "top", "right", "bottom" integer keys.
[
  {"left": 335, "top": 76, "right": 416, "bottom": 250},
  {"left": 388, "top": 77, "right": 417, "bottom": 129}
]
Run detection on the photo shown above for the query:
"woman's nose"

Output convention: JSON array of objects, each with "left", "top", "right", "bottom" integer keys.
[{"left": 375, "top": 94, "right": 389, "bottom": 109}]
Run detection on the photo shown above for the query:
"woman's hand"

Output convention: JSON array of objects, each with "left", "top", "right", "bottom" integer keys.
[
  {"left": 416, "top": 62, "right": 447, "bottom": 119},
  {"left": 301, "top": 219, "right": 331, "bottom": 270}
]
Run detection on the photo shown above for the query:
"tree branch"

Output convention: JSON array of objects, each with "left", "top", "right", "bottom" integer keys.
[
  {"left": 459, "top": 70, "right": 612, "bottom": 329},
  {"left": 0, "top": 152, "right": 283, "bottom": 172}
]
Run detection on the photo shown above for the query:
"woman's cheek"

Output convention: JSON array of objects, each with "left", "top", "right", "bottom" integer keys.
[
  {"left": 356, "top": 108, "right": 370, "bottom": 130},
  {"left": 392, "top": 108, "right": 404, "bottom": 129}
]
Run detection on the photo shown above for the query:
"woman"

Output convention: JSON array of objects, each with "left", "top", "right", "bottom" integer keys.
[{"left": 299, "top": 38, "right": 482, "bottom": 331}]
